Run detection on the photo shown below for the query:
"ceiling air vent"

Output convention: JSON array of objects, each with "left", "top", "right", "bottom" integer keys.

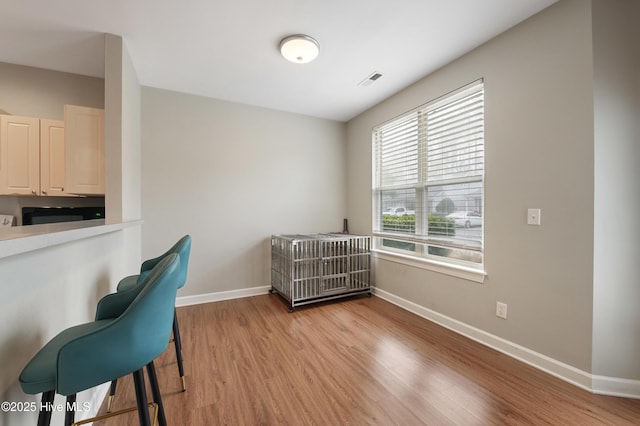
[{"left": 358, "top": 71, "right": 383, "bottom": 87}]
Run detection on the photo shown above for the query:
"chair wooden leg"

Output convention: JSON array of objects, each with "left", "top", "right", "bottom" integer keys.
[
  {"left": 172, "top": 311, "right": 186, "bottom": 391},
  {"left": 107, "top": 379, "right": 117, "bottom": 412},
  {"left": 146, "top": 361, "right": 167, "bottom": 426},
  {"left": 64, "top": 394, "right": 76, "bottom": 426},
  {"left": 37, "top": 390, "right": 55, "bottom": 426},
  {"left": 132, "top": 369, "right": 151, "bottom": 426}
]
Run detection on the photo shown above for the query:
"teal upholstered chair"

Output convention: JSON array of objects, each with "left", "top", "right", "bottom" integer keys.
[
  {"left": 108, "top": 235, "right": 191, "bottom": 412},
  {"left": 19, "top": 253, "right": 181, "bottom": 426}
]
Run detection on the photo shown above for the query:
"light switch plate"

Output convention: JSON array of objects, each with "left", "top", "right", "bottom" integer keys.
[{"left": 527, "top": 208, "right": 541, "bottom": 226}]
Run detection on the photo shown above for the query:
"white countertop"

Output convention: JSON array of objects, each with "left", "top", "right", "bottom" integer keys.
[{"left": 0, "top": 219, "right": 143, "bottom": 259}]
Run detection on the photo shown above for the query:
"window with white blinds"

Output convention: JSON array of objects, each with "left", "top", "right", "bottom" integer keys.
[{"left": 372, "top": 80, "right": 484, "bottom": 265}]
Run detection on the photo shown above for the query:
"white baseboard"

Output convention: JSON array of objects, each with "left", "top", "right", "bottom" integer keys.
[
  {"left": 176, "top": 285, "right": 271, "bottom": 307},
  {"left": 592, "top": 375, "right": 640, "bottom": 399},
  {"left": 372, "top": 287, "right": 640, "bottom": 399}
]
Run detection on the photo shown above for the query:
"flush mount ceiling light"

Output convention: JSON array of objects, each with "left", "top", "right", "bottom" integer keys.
[{"left": 279, "top": 35, "right": 320, "bottom": 64}]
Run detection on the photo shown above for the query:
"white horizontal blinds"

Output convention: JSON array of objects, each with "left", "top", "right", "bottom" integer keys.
[
  {"left": 421, "top": 83, "right": 484, "bottom": 252},
  {"left": 425, "top": 84, "right": 484, "bottom": 183},
  {"left": 373, "top": 113, "right": 419, "bottom": 237},
  {"left": 375, "top": 112, "right": 419, "bottom": 188},
  {"left": 373, "top": 80, "right": 484, "bottom": 263}
]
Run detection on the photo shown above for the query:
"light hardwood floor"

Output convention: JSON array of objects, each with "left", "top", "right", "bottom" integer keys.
[{"left": 95, "top": 294, "right": 640, "bottom": 425}]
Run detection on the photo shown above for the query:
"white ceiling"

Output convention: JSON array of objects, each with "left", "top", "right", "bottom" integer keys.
[{"left": 0, "top": 0, "right": 557, "bottom": 122}]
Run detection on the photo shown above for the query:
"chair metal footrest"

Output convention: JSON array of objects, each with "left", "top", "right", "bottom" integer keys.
[{"left": 72, "top": 402, "right": 159, "bottom": 426}]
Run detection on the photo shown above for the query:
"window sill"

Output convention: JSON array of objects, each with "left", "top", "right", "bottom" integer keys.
[{"left": 373, "top": 249, "right": 486, "bottom": 284}]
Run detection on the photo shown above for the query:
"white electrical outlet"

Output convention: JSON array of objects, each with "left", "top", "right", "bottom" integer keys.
[
  {"left": 527, "top": 208, "right": 541, "bottom": 225},
  {"left": 496, "top": 302, "right": 508, "bottom": 319}
]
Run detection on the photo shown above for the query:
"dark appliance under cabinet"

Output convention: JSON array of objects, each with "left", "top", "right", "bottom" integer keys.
[{"left": 22, "top": 206, "right": 105, "bottom": 225}]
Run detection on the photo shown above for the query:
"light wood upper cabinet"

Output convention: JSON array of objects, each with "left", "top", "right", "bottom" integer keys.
[
  {"left": 40, "top": 119, "right": 67, "bottom": 196},
  {"left": 0, "top": 115, "right": 40, "bottom": 195},
  {"left": 64, "top": 105, "right": 105, "bottom": 195},
  {"left": 0, "top": 106, "right": 105, "bottom": 197}
]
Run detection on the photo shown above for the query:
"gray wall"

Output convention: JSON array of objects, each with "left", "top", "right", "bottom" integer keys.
[
  {"left": 140, "top": 87, "right": 347, "bottom": 297},
  {"left": 592, "top": 0, "right": 640, "bottom": 379},
  {"left": 347, "top": 0, "right": 596, "bottom": 372},
  {"left": 105, "top": 34, "right": 142, "bottom": 223},
  {"left": 0, "top": 62, "right": 103, "bottom": 119}
]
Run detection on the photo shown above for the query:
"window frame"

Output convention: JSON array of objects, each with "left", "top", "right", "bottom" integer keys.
[{"left": 371, "top": 80, "right": 486, "bottom": 281}]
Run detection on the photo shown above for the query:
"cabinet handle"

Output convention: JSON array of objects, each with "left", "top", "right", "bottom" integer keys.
[
  {"left": 42, "top": 190, "right": 47, "bottom": 195},
  {"left": 31, "top": 190, "right": 36, "bottom": 195}
]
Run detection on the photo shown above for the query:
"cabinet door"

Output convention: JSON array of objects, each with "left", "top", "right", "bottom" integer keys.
[
  {"left": 0, "top": 115, "right": 40, "bottom": 195},
  {"left": 64, "top": 105, "right": 105, "bottom": 195},
  {"left": 40, "top": 119, "right": 68, "bottom": 196}
]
